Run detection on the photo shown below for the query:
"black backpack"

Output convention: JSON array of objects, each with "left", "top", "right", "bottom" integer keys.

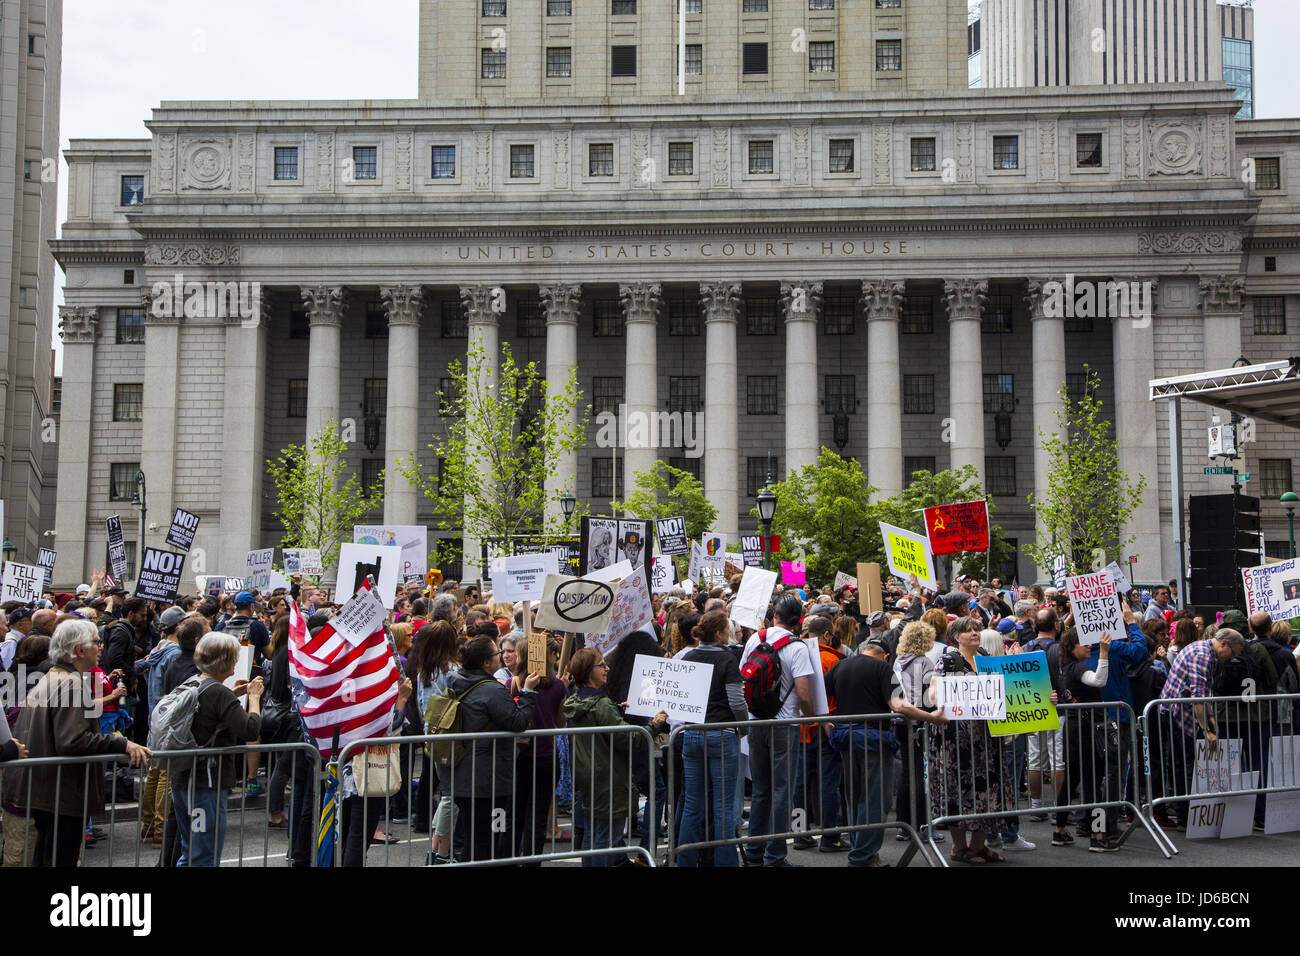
[
  {"left": 1026, "top": 636, "right": 1062, "bottom": 695},
  {"left": 1126, "top": 657, "right": 1167, "bottom": 711},
  {"left": 1213, "top": 647, "right": 1264, "bottom": 700}
]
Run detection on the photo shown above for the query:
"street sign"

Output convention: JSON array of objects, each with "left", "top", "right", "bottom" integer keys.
[
  {"left": 1204, "top": 466, "right": 1233, "bottom": 475},
  {"left": 1240, "top": 473, "right": 1252, "bottom": 482}
]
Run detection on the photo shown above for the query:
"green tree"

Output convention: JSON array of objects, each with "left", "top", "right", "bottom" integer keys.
[
  {"left": 266, "top": 426, "right": 377, "bottom": 575},
  {"left": 1024, "top": 366, "right": 1147, "bottom": 576},
  {"left": 613, "top": 459, "right": 718, "bottom": 541},
  {"left": 400, "top": 342, "right": 589, "bottom": 570}
]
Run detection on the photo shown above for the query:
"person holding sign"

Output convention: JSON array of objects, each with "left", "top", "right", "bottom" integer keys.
[
  {"left": 927, "top": 617, "right": 1014, "bottom": 863},
  {"left": 1055, "top": 629, "right": 1121, "bottom": 852}
]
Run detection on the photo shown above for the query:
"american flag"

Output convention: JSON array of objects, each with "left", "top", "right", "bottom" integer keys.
[
  {"left": 287, "top": 582, "right": 399, "bottom": 758},
  {"left": 104, "top": 570, "right": 116, "bottom": 588}
]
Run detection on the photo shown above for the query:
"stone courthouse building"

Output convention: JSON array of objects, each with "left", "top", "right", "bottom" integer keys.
[{"left": 49, "top": 0, "right": 1300, "bottom": 588}]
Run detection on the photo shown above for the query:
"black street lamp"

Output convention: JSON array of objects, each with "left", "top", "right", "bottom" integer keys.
[
  {"left": 561, "top": 492, "right": 577, "bottom": 532},
  {"left": 130, "top": 469, "right": 147, "bottom": 579},
  {"left": 1, "top": 539, "right": 15, "bottom": 565},
  {"left": 756, "top": 470, "right": 777, "bottom": 571},
  {"left": 1283, "top": 491, "right": 1298, "bottom": 559}
]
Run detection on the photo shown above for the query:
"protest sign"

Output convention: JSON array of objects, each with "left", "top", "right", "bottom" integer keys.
[
  {"left": 650, "top": 555, "right": 676, "bottom": 593},
  {"left": 580, "top": 517, "right": 652, "bottom": 578},
  {"left": 730, "top": 566, "right": 778, "bottom": 631},
  {"left": 224, "top": 577, "right": 246, "bottom": 592},
  {"left": 833, "top": 571, "right": 857, "bottom": 592},
  {"left": 701, "top": 532, "right": 727, "bottom": 560},
  {"left": 1104, "top": 561, "right": 1133, "bottom": 597},
  {"left": 922, "top": 500, "right": 990, "bottom": 555},
  {"left": 1, "top": 562, "right": 43, "bottom": 604},
  {"left": 935, "top": 673, "right": 1006, "bottom": 720},
  {"left": 533, "top": 573, "right": 618, "bottom": 634},
  {"left": 330, "top": 585, "right": 389, "bottom": 646},
  {"left": 1242, "top": 558, "right": 1300, "bottom": 622},
  {"left": 976, "top": 651, "right": 1060, "bottom": 736},
  {"left": 1066, "top": 571, "right": 1124, "bottom": 646},
  {"left": 1265, "top": 736, "right": 1300, "bottom": 835},
  {"left": 135, "top": 548, "right": 186, "bottom": 602},
  {"left": 800, "top": 637, "right": 831, "bottom": 716},
  {"left": 267, "top": 569, "right": 291, "bottom": 593},
  {"left": 335, "top": 543, "right": 402, "bottom": 609},
  {"left": 655, "top": 516, "right": 690, "bottom": 557},
  {"left": 626, "top": 654, "right": 714, "bottom": 724},
  {"left": 591, "top": 566, "right": 654, "bottom": 658},
  {"left": 586, "top": 559, "right": 633, "bottom": 586},
  {"left": 879, "top": 522, "right": 937, "bottom": 589},
  {"left": 295, "top": 548, "right": 324, "bottom": 577},
  {"left": 740, "top": 536, "right": 764, "bottom": 567},
  {"left": 224, "top": 643, "right": 254, "bottom": 696},
  {"left": 203, "top": 576, "right": 225, "bottom": 598},
  {"left": 1187, "top": 738, "right": 1254, "bottom": 840},
  {"left": 283, "top": 550, "right": 301, "bottom": 575},
  {"left": 490, "top": 551, "right": 561, "bottom": 602},
  {"left": 37, "top": 548, "right": 56, "bottom": 591},
  {"left": 245, "top": 548, "right": 274, "bottom": 591},
  {"left": 165, "top": 508, "right": 200, "bottom": 552},
  {"left": 106, "top": 515, "right": 128, "bottom": 581},
  {"left": 781, "top": 561, "right": 806, "bottom": 586},
  {"left": 1051, "top": 554, "right": 1068, "bottom": 590},
  {"left": 354, "top": 525, "right": 428, "bottom": 580},
  {"left": 687, "top": 541, "right": 703, "bottom": 583},
  {"left": 857, "top": 562, "right": 882, "bottom": 615}
]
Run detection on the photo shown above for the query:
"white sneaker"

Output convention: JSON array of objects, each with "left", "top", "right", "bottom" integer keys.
[{"left": 1001, "top": 836, "right": 1037, "bottom": 851}]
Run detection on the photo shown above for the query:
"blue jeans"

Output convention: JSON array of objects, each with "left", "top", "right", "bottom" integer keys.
[
  {"left": 573, "top": 790, "right": 627, "bottom": 866},
  {"left": 845, "top": 748, "right": 895, "bottom": 866},
  {"left": 1000, "top": 735, "right": 1027, "bottom": 842},
  {"left": 747, "top": 724, "right": 799, "bottom": 864},
  {"left": 171, "top": 786, "right": 229, "bottom": 868},
  {"left": 637, "top": 753, "right": 666, "bottom": 856},
  {"left": 677, "top": 729, "right": 741, "bottom": 867}
]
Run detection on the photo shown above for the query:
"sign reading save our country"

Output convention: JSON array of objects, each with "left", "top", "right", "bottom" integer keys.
[
  {"left": 922, "top": 500, "right": 990, "bottom": 555},
  {"left": 879, "top": 522, "right": 937, "bottom": 589}
]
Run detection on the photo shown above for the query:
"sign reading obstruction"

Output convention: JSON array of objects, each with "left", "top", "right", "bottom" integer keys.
[{"left": 533, "top": 574, "right": 617, "bottom": 634}]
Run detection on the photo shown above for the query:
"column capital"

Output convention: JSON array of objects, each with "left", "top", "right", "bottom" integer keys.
[
  {"left": 222, "top": 288, "right": 273, "bottom": 328},
  {"left": 540, "top": 283, "right": 582, "bottom": 326},
  {"left": 460, "top": 284, "right": 501, "bottom": 328},
  {"left": 1199, "top": 274, "right": 1244, "bottom": 315},
  {"left": 140, "top": 287, "right": 179, "bottom": 326},
  {"left": 700, "top": 281, "right": 741, "bottom": 322},
  {"left": 619, "top": 281, "right": 662, "bottom": 323},
  {"left": 860, "top": 280, "right": 905, "bottom": 321},
  {"left": 779, "top": 280, "right": 822, "bottom": 323},
  {"left": 1025, "top": 277, "right": 1066, "bottom": 320},
  {"left": 300, "top": 285, "right": 348, "bottom": 327},
  {"left": 58, "top": 306, "right": 99, "bottom": 344},
  {"left": 943, "top": 278, "right": 988, "bottom": 320},
  {"left": 381, "top": 284, "right": 425, "bottom": 327}
]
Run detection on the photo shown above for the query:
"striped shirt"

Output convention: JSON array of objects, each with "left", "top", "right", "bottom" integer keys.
[{"left": 1158, "top": 638, "right": 1215, "bottom": 737}]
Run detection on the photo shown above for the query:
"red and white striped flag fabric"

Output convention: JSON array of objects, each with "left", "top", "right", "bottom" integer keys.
[{"left": 287, "top": 582, "right": 399, "bottom": 758}]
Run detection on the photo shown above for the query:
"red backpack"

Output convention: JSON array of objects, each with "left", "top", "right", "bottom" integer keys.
[{"left": 741, "top": 629, "right": 803, "bottom": 719}]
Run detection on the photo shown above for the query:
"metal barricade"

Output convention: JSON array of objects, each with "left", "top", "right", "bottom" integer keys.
[
  {"left": 335, "top": 723, "right": 657, "bottom": 867},
  {"left": 923, "top": 701, "right": 1170, "bottom": 866},
  {"left": 0, "top": 742, "right": 321, "bottom": 868},
  {"left": 665, "top": 713, "right": 937, "bottom": 867},
  {"left": 1140, "top": 691, "right": 1300, "bottom": 854}
]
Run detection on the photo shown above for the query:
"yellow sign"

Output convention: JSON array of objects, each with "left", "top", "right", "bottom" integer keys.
[{"left": 879, "top": 522, "right": 937, "bottom": 589}]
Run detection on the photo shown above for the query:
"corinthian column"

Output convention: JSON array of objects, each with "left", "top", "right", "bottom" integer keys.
[
  {"left": 1027, "top": 278, "right": 1065, "bottom": 583},
  {"left": 701, "top": 281, "right": 741, "bottom": 538},
  {"left": 300, "top": 285, "right": 348, "bottom": 456},
  {"left": 53, "top": 307, "right": 99, "bottom": 586},
  {"left": 1114, "top": 276, "right": 1162, "bottom": 582},
  {"left": 460, "top": 284, "right": 500, "bottom": 582},
  {"left": 863, "top": 280, "right": 905, "bottom": 498},
  {"left": 620, "top": 282, "right": 662, "bottom": 494},
  {"left": 381, "top": 285, "right": 424, "bottom": 525},
  {"left": 1200, "top": 274, "right": 1246, "bottom": 370},
  {"left": 780, "top": 280, "right": 822, "bottom": 477},
  {"left": 541, "top": 283, "right": 582, "bottom": 523},
  {"left": 944, "top": 279, "right": 988, "bottom": 482}
]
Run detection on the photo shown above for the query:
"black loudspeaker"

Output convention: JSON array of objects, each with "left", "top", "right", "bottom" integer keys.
[{"left": 1188, "top": 493, "right": 1260, "bottom": 613}]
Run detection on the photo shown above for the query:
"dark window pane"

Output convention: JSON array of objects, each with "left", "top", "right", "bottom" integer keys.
[
  {"left": 747, "top": 375, "right": 778, "bottom": 415},
  {"left": 121, "top": 175, "right": 144, "bottom": 206},
  {"left": 117, "top": 308, "right": 146, "bottom": 344},
  {"left": 742, "top": 42, "right": 768, "bottom": 75},
  {"left": 1253, "top": 296, "right": 1286, "bottom": 335},
  {"left": 441, "top": 300, "right": 467, "bottom": 338},
  {"left": 981, "top": 294, "right": 1013, "bottom": 333},
  {"left": 824, "top": 374, "right": 855, "bottom": 414},
  {"left": 432, "top": 145, "right": 457, "bottom": 178},
  {"left": 746, "top": 297, "right": 778, "bottom": 335},
  {"left": 901, "top": 297, "right": 933, "bottom": 334},
  {"left": 902, "top": 375, "right": 934, "bottom": 414},
  {"left": 593, "top": 299, "right": 623, "bottom": 336},
  {"left": 287, "top": 379, "right": 308, "bottom": 418},
  {"left": 274, "top": 147, "right": 299, "bottom": 181},
  {"left": 611, "top": 45, "right": 637, "bottom": 77},
  {"left": 113, "top": 384, "right": 143, "bottom": 422},
  {"left": 823, "top": 294, "right": 855, "bottom": 334}
]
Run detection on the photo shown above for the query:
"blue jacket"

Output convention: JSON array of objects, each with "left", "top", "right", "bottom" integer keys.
[{"left": 1086, "top": 623, "right": 1147, "bottom": 723}]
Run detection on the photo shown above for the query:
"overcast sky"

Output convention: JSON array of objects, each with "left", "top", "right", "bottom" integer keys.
[{"left": 52, "top": 0, "right": 1298, "bottom": 370}]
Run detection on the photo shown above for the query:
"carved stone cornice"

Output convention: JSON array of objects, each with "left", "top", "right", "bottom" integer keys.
[
  {"left": 380, "top": 284, "right": 425, "bottom": 327},
  {"left": 145, "top": 243, "right": 240, "bottom": 266},
  {"left": 300, "top": 285, "right": 348, "bottom": 327},
  {"left": 1199, "top": 274, "right": 1246, "bottom": 315},
  {"left": 861, "top": 280, "right": 905, "bottom": 321},
  {"left": 619, "top": 282, "right": 661, "bottom": 323},
  {"left": 540, "top": 283, "right": 582, "bottom": 326},
  {"left": 943, "top": 279, "right": 988, "bottom": 320},
  {"left": 779, "top": 280, "right": 822, "bottom": 323},
  {"left": 58, "top": 306, "right": 99, "bottom": 345},
  {"left": 1139, "top": 232, "right": 1242, "bottom": 255}
]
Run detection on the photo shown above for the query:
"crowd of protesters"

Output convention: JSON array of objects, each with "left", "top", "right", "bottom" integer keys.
[{"left": 1, "top": 562, "right": 1297, "bottom": 868}]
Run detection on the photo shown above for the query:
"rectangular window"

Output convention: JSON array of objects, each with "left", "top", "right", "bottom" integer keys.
[
  {"left": 876, "top": 0, "right": 902, "bottom": 6},
  {"left": 274, "top": 147, "right": 299, "bottom": 181},
  {"left": 1066, "top": 372, "right": 1097, "bottom": 404},
  {"left": 591, "top": 376, "right": 624, "bottom": 415},
  {"left": 481, "top": 49, "right": 507, "bottom": 78},
  {"left": 1064, "top": 314, "right": 1094, "bottom": 333},
  {"left": 510, "top": 144, "right": 535, "bottom": 178},
  {"left": 361, "top": 459, "right": 384, "bottom": 496},
  {"left": 748, "top": 140, "right": 774, "bottom": 174},
  {"left": 516, "top": 291, "right": 545, "bottom": 337},
  {"left": 747, "top": 457, "right": 778, "bottom": 497},
  {"left": 876, "top": 39, "right": 902, "bottom": 71},
  {"left": 109, "top": 463, "right": 139, "bottom": 502},
  {"left": 124, "top": 270, "right": 135, "bottom": 285},
  {"left": 668, "top": 294, "right": 701, "bottom": 336},
  {"left": 589, "top": 143, "right": 615, "bottom": 177},
  {"left": 363, "top": 379, "right": 387, "bottom": 418},
  {"left": 1254, "top": 296, "right": 1286, "bottom": 335},
  {"left": 983, "top": 372, "right": 1014, "bottom": 413},
  {"left": 548, "top": 0, "right": 571, "bottom": 13},
  {"left": 612, "top": 0, "right": 637, "bottom": 13},
  {"left": 981, "top": 294, "right": 1013, "bottom": 333},
  {"left": 742, "top": 0, "right": 768, "bottom": 11},
  {"left": 993, "top": 135, "right": 1019, "bottom": 169},
  {"left": 287, "top": 379, "right": 308, "bottom": 418},
  {"left": 121, "top": 175, "right": 145, "bottom": 206},
  {"left": 28, "top": 35, "right": 36, "bottom": 54},
  {"left": 828, "top": 138, "right": 854, "bottom": 172},
  {"left": 677, "top": 44, "right": 703, "bottom": 75},
  {"left": 669, "top": 141, "right": 694, "bottom": 175},
  {"left": 904, "top": 456, "right": 936, "bottom": 480},
  {"left": 822, "top": 294, "right": 856, "bottom": 334},
  {"left": 1266, "top": 540, "right": 1292, "bottom": 560},
  {"left": 116, "top": 308, "right": 146, "bottom": 345},
  {"left": 747, "top": 376, "right": 778, "bottom": 415},
  {"left": 1261, "top": 459, "right": 1293, "bottom": 499},
  {"left": 289, "top": 305, "right": 309, "bottom": 340},
  {"left": 365, "top": 303, "right": 388, "bottom": 339},
  {"left": 23, "top": 160, "right": 32, "bottom": 181},
  {"left": 351, "top": 147, "right": 377, "bottom": 180},
  {"left": 825, "top": 374, "right": 856, "bottom": 414},
  {"left": 112, "top": 384, "right": 144, "bottom": 422},
  {"left": 910, "top": 137, "right": 936, "bottom": 171},
  {"left": 986, "top": 457, "right": 1016, "bottom": 496},
  {"left": 902, "top": 374, "right": 935, "bottom": 414},
  {"left": 809, "top": 41, "right": 835, "bottom": 72},
  {"left": 668, "top": 376, "right": 702, "bottom": 414},
  {"left": 809, "top": 0, "right": 834, "bottom": 8},
  {"left": 439, "top": 378, "right": 463, "bottom": 417},
  {"left": 441, "top": 300, "right": 468, "bottom": 338},
  {"left": 1076, "top": 133, "right": 1103, "bottom": 167},
  {"left": 519, "top": 382, "right": 545, "bottom": 427},
  {"left": 742, "top": 42, "right": 769, "bottom": 75},
  {"left": 591, "top": 457, "right": 624, "bottom": 499},
  {"left": 901, "top": 297, "right": 933, "bottom": 334},
  {"left": 684, "top": 0, "right": 702, "bottom": 11},
  {"left": 669, "top": 457, "right": 701, "bottom": 481},
  {"left": 593, "top": 299, "right": 623, "bottom": 337},
  {"left": 431, "top": 145, "right": 457, "bottom": 179},
  {"left": 1254, "top": 157, "right": 1281, "bottom": 190},
  {"left": 482, "top": 0, "right": 506, "bottom": 14},
  {"left": 746, "top": 297, "right": 778, "bottom": 335},
  {"left": 547, "top": 47, "right": 572, "bottom": 77},
  {"left": 611, "top": 45, "right": 637, "bottom": 77}
]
